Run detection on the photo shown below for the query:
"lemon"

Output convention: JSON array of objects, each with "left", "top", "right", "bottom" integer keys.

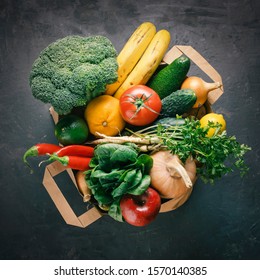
[
  {"left": 200, "top": 113, "right": 226, "bottom": 137},
  {"left": 55, "top": 115, "right": 89, "bottom": 145},
  {"left": 85, "top": 95, "right": 125, "bottom": 136}
]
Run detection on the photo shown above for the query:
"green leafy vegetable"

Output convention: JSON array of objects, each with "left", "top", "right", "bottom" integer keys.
[
  {"left": 112, "top": 169, "right": 137, "bottom": 198},
  {"left": 85, "top": 143, "right": 153, "bottom": 221},
  {"left": 108, "top": 199, "right": 124, "bottom": 222},
  {"left": 93, "top": 143, "right": 138, "bottom": 171},
  {"left": 135, "top": 154, "right": 153, "bottom": 174},
  {"left": 127, "top": 175, "right": 151, "bottom": 195}
]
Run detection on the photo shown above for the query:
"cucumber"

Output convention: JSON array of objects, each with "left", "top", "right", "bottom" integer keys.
[
  {"left": 160, "top": 89, "right": 197, "bottom": 117},
  {"left": 153, "top": 117, "right": 185, "bottom": 126},
  {"left": 147, "top": 55, "right": 190, "bottom": 99}
]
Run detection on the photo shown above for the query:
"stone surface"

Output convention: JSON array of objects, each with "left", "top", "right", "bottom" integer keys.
[{"left": 0, "top": 0, "right": 259, "bottom": 259}]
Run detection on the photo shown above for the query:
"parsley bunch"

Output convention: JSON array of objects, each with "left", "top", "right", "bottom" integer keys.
[{"left": 156, "top": 118, "right": 251, "bottom": 184}]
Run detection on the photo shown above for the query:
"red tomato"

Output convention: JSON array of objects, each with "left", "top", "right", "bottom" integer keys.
[{"left": 119, "top": 85, "right": 162, "bottom": 126}]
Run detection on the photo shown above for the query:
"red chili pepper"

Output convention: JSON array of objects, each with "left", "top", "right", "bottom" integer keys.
[
  {"left": 49, "top": 154, "right": 91, "bottom": 171},
  {"left": 55, "top": 145, "right": 94, "bottom": 158},
  {"left": 23, "top": 143, "right": 60, "bottom": 167}
]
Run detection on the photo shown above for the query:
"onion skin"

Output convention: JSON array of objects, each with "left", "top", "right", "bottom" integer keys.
[
  {"left": 150, "top": 151, "right": 196, "bottom": 199},
  {"left": 181, "top": 76, "right": 221, "bottom": 108},
  {"left": 75, "top": 170, "right": 92, "bottom": 202},
  {"left": 185, "top": 156, "right": 197, "bottom": 184}
]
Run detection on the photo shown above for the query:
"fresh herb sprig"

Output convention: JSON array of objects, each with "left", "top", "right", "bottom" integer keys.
[{"left": 156, "top": 118, "right": 251, "bottom": 184}]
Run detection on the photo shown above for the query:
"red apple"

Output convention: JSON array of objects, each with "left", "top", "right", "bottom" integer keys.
[{"left": 120, "top": 187, "right": 161, "bottom": 227}]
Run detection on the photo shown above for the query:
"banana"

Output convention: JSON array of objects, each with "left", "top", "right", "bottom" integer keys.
[
  {"left": 113, "top": 29, "right": 171, "bottom": 99},
  {"left": 105, "top": 22, "right": 156, "bottom": 95}
]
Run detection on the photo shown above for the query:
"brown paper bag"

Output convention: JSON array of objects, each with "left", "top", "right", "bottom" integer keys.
[{"left": 42, "top": 45, "right": 224, "bottom": 226}]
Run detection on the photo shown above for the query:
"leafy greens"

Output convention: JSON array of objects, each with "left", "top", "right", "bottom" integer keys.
[{"left": 85, "top": 143, "right": 153, "bottom": 222}]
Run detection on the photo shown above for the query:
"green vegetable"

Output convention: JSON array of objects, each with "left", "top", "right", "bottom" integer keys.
[
  {"left": 147, "top": 55, "right": 190, "bottom": 99},
  {"left": 54, "top": 114, "right": 89, "bottom": 145},
  {"left": 153, "top": 117, "right": 185, "bottom": 127},
  {"left": 29, "top": 35, "right": 118, "bottom": 115},
  {"left": 85, "top": 143, "right": 153, "bottom": 222},
  {"left": 160, "top": 89, "right": 197, "bottom": 117}
]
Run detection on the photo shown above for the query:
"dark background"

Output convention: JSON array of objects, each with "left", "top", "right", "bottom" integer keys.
[{"left": 1, "top": 0, "right": 259, "bottom": 260}]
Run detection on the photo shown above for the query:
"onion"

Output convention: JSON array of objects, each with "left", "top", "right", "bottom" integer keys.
[
  {"left": 181, "top": 76, "right": 222, "bottom": 108},
  {"left": 75, "top": 170, "right": 92, "bottom": 202},
  {"left": 150, "top": 151, "right": 196, "bottom": 199}
]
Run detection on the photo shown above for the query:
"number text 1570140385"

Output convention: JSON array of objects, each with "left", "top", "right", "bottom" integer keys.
[{"left": 147, "top": 266, "right": 207, "bottom": 276}]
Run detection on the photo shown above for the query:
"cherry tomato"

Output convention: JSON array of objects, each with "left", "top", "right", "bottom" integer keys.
[{"left": 119, "top": 85, "right": 162, "bottom": 126}]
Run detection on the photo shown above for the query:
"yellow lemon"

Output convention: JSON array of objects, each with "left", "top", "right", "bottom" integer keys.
[
  {"left": 200, "top": 113, "right": 226, "bottom": 137},
  {"left": 84, "top": 95, "right": 125, "bottom": 136}
]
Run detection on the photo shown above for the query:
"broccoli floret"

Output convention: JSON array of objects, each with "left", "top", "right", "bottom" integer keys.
[{"left": 29, "top": 35, "right": 118, "bottom": 115}]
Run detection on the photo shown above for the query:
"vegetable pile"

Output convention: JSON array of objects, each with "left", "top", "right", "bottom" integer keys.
[{"left": 24, "top": 22, "right": 251, "bottom": 227}]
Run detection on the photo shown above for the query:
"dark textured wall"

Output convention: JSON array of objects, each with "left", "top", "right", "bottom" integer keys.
[{"left": 0, "top": 0, "right": 259, "bottom": 260}]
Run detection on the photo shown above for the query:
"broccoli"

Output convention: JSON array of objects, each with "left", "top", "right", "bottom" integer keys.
[{"left": 29, "top": 35, "right": 118, "bottom": 115}]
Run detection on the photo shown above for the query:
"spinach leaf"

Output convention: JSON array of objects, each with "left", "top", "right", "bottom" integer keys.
[
  {"left": 100, "top": 181, "right": 118, "bottom": 191},
  {"left": 130, "top": 169, "right": 143, "bottom": 189},
  {"left": 93, "top": 190, "right": 113, "bottom": 205},
  {"left": 127, "top": 175, "right": 151, "bottom": 195},
  {"left": 85, "top": 172, "right": 100, "bottom": 192},
  {"left": 110, "top": 146, "right": 138, "bottom": 165},
  {"left": 91, "top": 169, "right": 124, "bottom": 183},
  {"left": 111, "top": 169, "right": 137, "bottom": 198},
  {"left": 108, "top": 199, "right": 123, "bottom": 222},
  {"left": 95, "top": 146, "right": 116, "bottom": 171},
  {"left": 94, "top": 143, "right": 138, "bottom": 171},
  {"left": 89, "top": 156, "right": 99, "bottom": 168},
  {"left": 135, "top": 154, "right": 153, "bottom": 174}
]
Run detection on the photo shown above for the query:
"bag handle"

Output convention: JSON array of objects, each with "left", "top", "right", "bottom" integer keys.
[
  {"left": 163, "top": 45, "right": 224, "bottom": 105},
  {"left": 42, "top": 161, "right": 102, "bottom": 228}
]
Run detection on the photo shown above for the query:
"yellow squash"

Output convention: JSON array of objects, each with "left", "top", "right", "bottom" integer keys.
[
  {"left": 114, "top": 29, "right": 171, "bottom": 99},
  {"left": 105, "top": 22, "right": 156, "bottom": 95}
]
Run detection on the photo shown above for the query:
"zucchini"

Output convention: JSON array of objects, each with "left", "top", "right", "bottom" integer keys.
[
  {"left": 147, "top": 55, "right": 191, "bottom": 99},
  {"left": 153, "top": 117, "right": 185, "bottom": 126},
  {"left": 161, "top": 89, "right": 197, "bottom": 117}
]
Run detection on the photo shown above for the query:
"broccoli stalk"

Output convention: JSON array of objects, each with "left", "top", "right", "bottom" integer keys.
[{"left": 29, "top": 35, "right": 118, "bottom": 115}]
